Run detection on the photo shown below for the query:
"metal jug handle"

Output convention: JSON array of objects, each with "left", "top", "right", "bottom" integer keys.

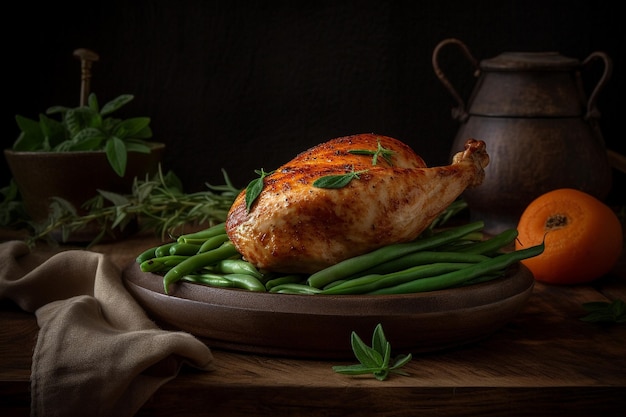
[
  {"left": 432, "top": 38, "right": 480, "bottom": 123},
  {"left": 581, "top": 51, "right": 613, "bottom": 122}
]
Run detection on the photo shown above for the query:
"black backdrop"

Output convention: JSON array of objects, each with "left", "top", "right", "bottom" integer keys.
[{"left": 3, "top": 0, "right": 625, "bottom": 203}]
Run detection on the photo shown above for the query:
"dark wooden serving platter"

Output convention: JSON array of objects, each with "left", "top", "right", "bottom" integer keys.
[{"left": 123, "top": 261, "right": 534, "bottom": 359}]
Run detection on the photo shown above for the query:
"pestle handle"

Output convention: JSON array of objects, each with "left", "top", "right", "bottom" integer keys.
[{"left": 73, "top": 48, "right": 100, "bottom": 106}]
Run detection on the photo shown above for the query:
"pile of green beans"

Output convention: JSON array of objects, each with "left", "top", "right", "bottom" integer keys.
[{"left": 135, "top": 220, "right": 544, "bottom": 296}]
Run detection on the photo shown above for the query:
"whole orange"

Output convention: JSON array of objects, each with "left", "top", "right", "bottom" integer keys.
[{"left": 515, "top": 188, "right": 623, "bottom": 285}]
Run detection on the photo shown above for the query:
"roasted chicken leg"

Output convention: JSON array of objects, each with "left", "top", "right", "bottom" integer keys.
[{"left": 226, "top": 133, "right": 489, "bottom": 274}]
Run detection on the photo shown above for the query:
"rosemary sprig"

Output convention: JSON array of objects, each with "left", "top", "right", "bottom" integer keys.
[
  {"left": 332, "top": 323, "right": 412, "bottom": 381},
  {"left": 25, "top": 166, "right": 240, "bottom": 247}
]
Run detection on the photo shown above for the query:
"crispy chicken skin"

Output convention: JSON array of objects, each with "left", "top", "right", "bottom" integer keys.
[{"left": 226, "top": 133, "right": 489, "bottom": 274}]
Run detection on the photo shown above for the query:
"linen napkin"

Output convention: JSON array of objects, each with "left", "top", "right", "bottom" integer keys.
[{"left": 0, "top": 240, "right": 214, "bottom": 417}]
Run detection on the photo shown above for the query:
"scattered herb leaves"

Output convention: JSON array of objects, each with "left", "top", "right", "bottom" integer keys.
[
  {"left": 313, "top": 167, "right": 368, "bottom": 189},
  {"left": 348, "top": 138, "right": 395, "bottom": 166},
  {"left": 11, "top": 166, "right": 239, "bottom": 247},
  {"left": 245, "top": 168, "right": 274, "bottom": 212},
  {"left": 580, "top": 299, "right": 626, "bottom": 323},
  {"left": 332, "top": 323, "right": 412, "bottom": 381}
]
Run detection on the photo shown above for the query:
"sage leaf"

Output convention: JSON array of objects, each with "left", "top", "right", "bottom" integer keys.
[
  {"left": 374, "top": 369, "right": 389, "bottom": 381},
  {"left": 351, "top": 331, "right": 382, "bottom": 368},
  {"left": 371, "top": 323, "right": 388, "bottom": 355},
  {"left": 390, "top": 353, "right": 413, "bottom": 371},
  {"left": 312, "top": 168, "right": 367, "bottom": 189},
  {"left": 331, "top": 364, "right": 384, "bottom": 374},
  {"left": 333, "top": 323, "right": 412, "bottom": 381},
  {"left": 245, "top": 168, "right": 273, "bottom": 212},
  {"left": 348, "top": 138, "right": 395, "bottom": 166},
  {"left": 580, "top": 299, "right": 626, "bottom": 323}
]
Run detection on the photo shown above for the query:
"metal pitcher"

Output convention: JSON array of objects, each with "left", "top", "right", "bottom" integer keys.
[{"left": 433, "top": 38, "right": 613, "bottom": 234}]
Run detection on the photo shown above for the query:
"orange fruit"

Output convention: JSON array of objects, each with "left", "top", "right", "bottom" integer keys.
[{"left": 515, "top": 188, "right": 623, "bottom": 285}]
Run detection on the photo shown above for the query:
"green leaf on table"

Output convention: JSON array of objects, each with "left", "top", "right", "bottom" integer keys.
[
  {"left": 580, "top": 299, "right": 626, "bottom": 323},
  {"left": 332, "top": 323, "right": 412, "bottom": 381}
]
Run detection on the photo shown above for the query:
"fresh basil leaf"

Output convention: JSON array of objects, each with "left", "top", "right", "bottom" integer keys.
[
  {"left": 113, "top": 117, "right": 152, "bottom": 138},
  {"left": 65, "top": 107, "right": 102, "bottom": 135},
  {"left": 68, "top": 127, "right": 106, "bottom": 151},
  {"left": 105, "top": 136, "right": 128, "bottom": 177},
  {"left": 100, "top": 94, "right": 134, "bottom": 116},
  {"left": 87, "top": 92, "right": 99, "bottom": 112},
  {"left": 124, "top": 142, "right": 152, "bottom": 154}
]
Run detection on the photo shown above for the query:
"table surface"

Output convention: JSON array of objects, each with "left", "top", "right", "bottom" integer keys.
[{"left": 1, "top": 229, "right": 625, "bottom": 417}]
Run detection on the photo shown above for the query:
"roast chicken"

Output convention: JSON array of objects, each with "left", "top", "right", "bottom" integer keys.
[{"left": 226, "top": 133, "right": 489, "bottom": 274}]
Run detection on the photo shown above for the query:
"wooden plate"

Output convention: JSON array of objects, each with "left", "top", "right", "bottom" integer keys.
[{"left": 122, "top": 261, "right": 534, "bottom": 359}]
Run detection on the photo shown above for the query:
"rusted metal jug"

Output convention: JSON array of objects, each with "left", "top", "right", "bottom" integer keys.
[{"left": 433, "top": 38, "right": 613, "bottom": 234}]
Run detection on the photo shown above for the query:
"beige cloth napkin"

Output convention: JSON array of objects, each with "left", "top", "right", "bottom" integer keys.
[{"left": 0, "top": 240, "right": 214, "bottom": 417}]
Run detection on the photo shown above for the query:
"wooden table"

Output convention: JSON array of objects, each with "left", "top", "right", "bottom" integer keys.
[{"left": 1, "top": 230, "right": 625, "bottom": 417}]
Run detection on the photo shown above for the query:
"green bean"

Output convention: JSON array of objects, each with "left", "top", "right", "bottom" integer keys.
[
  {"left": 163, "top": 242, "right": 239, "bottom": 293},
  {"left": 222, "top": 273, "right": 266, "bottom": 292},
  {"left": 456, "top": 228, "right": 518, "bottom": 255},
  {"left": 155, "top": 242, "right": 177, "bottom": 257},
  {"left": 264, "top": 275, "right": 305, "bottom": 290},
  {"left": 135, "top": 247, "right": 157, "bottom": 264},
  {"left": 182, "top": 273, "right": 235, "bottom": 288},
  {"left": 322, "top": 279, "right": 348, "bottom": 290},
  {"left": 456, "top": 271, "right": 505, "bottom": 287},
  {"left": 213, "top": 259, "right": 263, "bottom": 279},
  {"left": 431, "top": 231, "right": 483, "bottom": 251},
  {"left": 177, "top": 222, "right": 227, "bottom": 243},
  {"left": 367, "top": 242, "right": 544, "bottom": 295},
  {"left": 198, "top": 233, "right": 231, "bottom": 253},
  {"left": 140, "top": 255, "right": 189, "bottom": 273},
  {"left": 306, "top": 221, "right": 485, "bottom": 289},
  {"left": 269, "top": 283, "right": 322, "bottom": 294},
  {"left": 169, "top": 242, "right": 202, "bottom": 256},
  {"left": 321, "top": 263, "right": 475, "bottom": 295},
  {"left": 348, "top": 251, "right": 490, "bottom": 277}
]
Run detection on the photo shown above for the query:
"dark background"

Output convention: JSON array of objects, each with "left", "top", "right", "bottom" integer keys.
[{"left": 3, "top": 0, "right": 624, "bottom": 203}]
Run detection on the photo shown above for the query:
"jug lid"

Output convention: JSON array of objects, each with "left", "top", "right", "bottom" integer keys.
[{"left": 481, "top": 52, "right": 580, "bottom": 71}]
